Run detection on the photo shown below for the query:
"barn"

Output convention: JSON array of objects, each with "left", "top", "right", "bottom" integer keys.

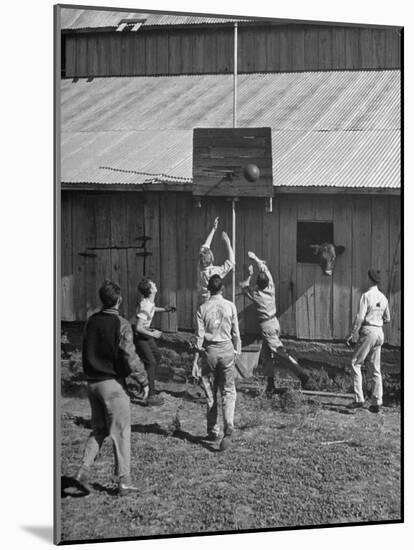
[{"left": 59, "top": 8, "right": 401, "bottom": 350}]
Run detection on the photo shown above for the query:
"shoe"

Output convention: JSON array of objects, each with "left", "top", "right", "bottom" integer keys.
[
  {"left": 206, "top": 432, "right": 220, "bottom": 441},
  {"left": 118, "top": 481, "right": 141, "bottom": 497},
  {"left": 219, "top": 433, "right": 232, "bottom": 452},
  {"left": 369, "top": 405, "right": 381, "bottom": 413},
  {"left": 146, "top": 394, "right": 164, "bottom": 407},
  {"left": 74, "top": 469, "right": 92, "bottom": 494},
  {"left": 346, "top": 402, "right": 364, "bottom": 409}
]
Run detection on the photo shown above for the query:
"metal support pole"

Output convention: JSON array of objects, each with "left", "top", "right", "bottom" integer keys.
[
  {"left": 233, "top": 22, "right": 238, "bottom": 129},
  {"left": 232, "top": 23, "right": 238, "bottom": 304}
]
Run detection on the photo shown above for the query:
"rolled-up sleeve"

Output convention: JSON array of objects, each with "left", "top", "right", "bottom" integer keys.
[
  {"left": 383, "top": 301, "right": 391, "bottom": 324},
  {"left": 119, "top": 318, "right": 148, "bottom": 386}
]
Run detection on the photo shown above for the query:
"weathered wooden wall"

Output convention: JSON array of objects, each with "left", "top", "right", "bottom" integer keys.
[
  {"left": 63, "top": 24, "right": 401, "bottom": 78},
  {"left": 61, "top": 190, "right": 401, "bottom": 346}
]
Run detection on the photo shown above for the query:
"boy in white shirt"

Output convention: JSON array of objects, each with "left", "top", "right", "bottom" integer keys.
[{"left": 346, "top": 269, "right": 391, "bottom": 413}]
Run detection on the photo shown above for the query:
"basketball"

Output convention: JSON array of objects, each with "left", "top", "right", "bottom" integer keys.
[{"left": 243, "top": 163, "right": 260, "bottom": 182}]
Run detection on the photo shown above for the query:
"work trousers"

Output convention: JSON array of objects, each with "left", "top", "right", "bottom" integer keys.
[
  {"left": 351, "top": 326, "right": 384, "bottom": 406},
  {"left": 134, "top": 335, "right": 161, "bottom": 394},
  {"left": 81, "top": 378, "right": 131, "bottom": 480},
  {"left": 200, "top": 341, "right": 237, "bottom": 437}
]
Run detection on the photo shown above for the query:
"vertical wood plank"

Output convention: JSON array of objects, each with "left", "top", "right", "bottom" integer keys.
[
  {"left": 125, "top": 193, "right": 145, "bottom": 321},
  {"left": 313, "top": 197, "right": 334, "bottom": 340},
  {"left": 216, "top": 28, "right": 233, "bottom": 74},
  {"left": 279, "top": 27, "right": 291, "bottom": 72},
  {"left": 61, "top": 192, "right": 73, "bottom": 277},
  {"left": 371, "top": 197, "right": 390, "bottom": 297},
  {"left": 304, "top": 28, "right": 319, "bottom": 71},
  {"left": 61, "top": 192, "right": 75, "bottom": 321},
  {"left": 87, "top": 34, "right": 99, "bottom": 77},
  {"left": 159, "top": 193, "right": 177, "bottom": 332},
  {"left": 156, "top": 32, "right": 169, "bottom": 75},
  {"left": 145, "top": 30, "right": 158, "bottom": 75},
  {"left": 130, "top": 33, "right": 146, "bottom": 75},
  {"left": 291, "top": 29, "right": 305, "bottom": 71},
  {"left": 72, "top": 193, "right": 88, "bottom": 320},
  {"left": 181, "top": 32, "right": 193, "bottom": 74},
  {"left": 345, "top": 28, "right": 361, "bottom": 70},
  {"left": 360, "top": 29, "right": 375, "bottom": 68},
  {"left": 332, "top": 196, "right": 353, "bottom": 339},
  {"left": 263, "top": 196, "right": 280, "bottom": 321},
  {"left": 168, "top": 31, "right": 182, "bottom": 75},
  {"left": 332, "top": 27, "right": 346, "bottom": 69},
  {"left": 242, "top": 198, "right": 263, "bottom": 334},
  {"left": 107, "top": 34, "right": 121, "bottom": 76},
  {"left": 351, "top": 196, "right": 372, "bottom": 323},
  {"left": 84, "top": 193, "right": 98, "bottom": 318},
  {"left": 372, "top": 29, "right": 386, "bottom": 69},
  {"left": 192, "top": 32, "right": 205, "bottom": 74},
  {"left": 387, "top": 196, "right": 401, "bottom": 346},
  {"left": 318, "top": 27, "right": 332, "bottom": 70},
  {"left": 385, "top": 28, "right": 402, "bottom": 69},
  {"left": 176, "top": 196, "right": 191, "bottom": 329},
  {"left": 265, "top": 26, "right": 280, "bottom": 72},
  {"left": 279, "top": 195, "right": 297, "bottom": 336},
  {"left": 296, "top": 196, "right": 318, "bottom": 340},
  {"left": 65, "top": 36, "right": 76, "bottom": 78}
]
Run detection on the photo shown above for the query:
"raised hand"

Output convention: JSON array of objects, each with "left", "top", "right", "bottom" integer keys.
[
  {"left": 213, "top": 217, "right": 219, "bottom": 230},
  {"left": 247, "top": 250, "right": 257, "bottom": 260}
]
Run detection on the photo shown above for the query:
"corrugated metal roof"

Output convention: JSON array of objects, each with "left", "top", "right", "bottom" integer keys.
[
  {"left": 61, "top": 71, "right": 401, "bottom": 189},
  {"left": 61, "top": 8, "right": 252, "bottom": 31}
]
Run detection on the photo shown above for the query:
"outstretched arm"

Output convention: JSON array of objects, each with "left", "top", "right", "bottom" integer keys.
[
  {"left": 247, "top": 250, "right": 274, "bottom": 288},
  {"left": 239, "top": 265, "right": 255, "bottom": 301},
  {"left": 202, "top": 217, "right": 219, "bottom": 249},
  {"left": 222, "top": 231, "right": 235, "bottom": 265}
]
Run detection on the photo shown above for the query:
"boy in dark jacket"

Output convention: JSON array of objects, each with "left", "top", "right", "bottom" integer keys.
[{"left": 75, "top": 280, "right": 149, "bottom": 497}]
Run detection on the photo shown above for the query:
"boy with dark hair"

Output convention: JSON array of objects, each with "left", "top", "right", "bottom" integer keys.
[
  {"left": 195, "top": 274, "right": 241, "bottom": 451},
  {"left": 240, "top": 251, "right": 308, "bottom": 394},
  {"left": 75, "top": 280, "right": 149, "bottom": 497},
  {"left": 133, "top": 277, "right": 175, "bottom": 406},
  {"left": 346, "top": 269, "right": 391, "bottom": 413}
]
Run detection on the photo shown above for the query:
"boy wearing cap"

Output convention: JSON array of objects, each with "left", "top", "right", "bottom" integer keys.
[
  {"left": 192, "top": 217, "right": 235, "bottom": 378},
  {"left": 346, "top": 269, "right": 391, "bottom": 413}
]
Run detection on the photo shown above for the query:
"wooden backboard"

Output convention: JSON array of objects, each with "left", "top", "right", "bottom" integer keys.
[{"left": 192, "top": 127, "right": 273, "bottom": 197}]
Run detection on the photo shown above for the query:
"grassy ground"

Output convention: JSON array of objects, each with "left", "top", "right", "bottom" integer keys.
[{"left": 60, "top": 380, "right": 401, "bottom": 543}]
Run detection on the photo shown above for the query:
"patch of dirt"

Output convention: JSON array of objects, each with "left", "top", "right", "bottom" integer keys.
[{"left": 59, "top": 324, "right": 401, "bottom": 542}]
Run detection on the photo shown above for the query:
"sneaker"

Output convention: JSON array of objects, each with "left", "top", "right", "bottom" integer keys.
[
  {"left": 346, "top": 402, "right": 364, "bottom": 409},
  {"left": 118, "top": 481, "right": 141, "bottom": 497},
  {"left": 369, "top": 405, "right": 381, "bottom": 413},
  {"left": 146, "top": 394, "right": 164, "bottom": 407},
  {"left": 74, "top": 468, "right": 92, "bottom": 494}
]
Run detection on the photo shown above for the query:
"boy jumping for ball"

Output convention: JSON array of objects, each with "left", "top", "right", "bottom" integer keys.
[
  {"left": 239, "top": 251, "right": 308, "bottom": 394},
  {"left": 192, "top": 217, "right": 235, "bottom": 379}
]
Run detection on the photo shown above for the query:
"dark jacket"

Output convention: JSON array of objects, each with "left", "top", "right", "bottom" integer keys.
[{"left": 82, "top": 308, "right": 148, "bottom": 385}]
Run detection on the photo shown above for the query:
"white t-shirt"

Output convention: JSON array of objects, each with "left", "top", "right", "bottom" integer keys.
[
  {"left": 198, "top": 259, "right": 234, "bottom": 303},
  {"left": 136, "top": 298, "right": 155, "bottom": 329}
]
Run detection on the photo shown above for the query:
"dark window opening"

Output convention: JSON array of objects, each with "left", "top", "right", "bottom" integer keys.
[
  {"left": 61, "top": 35, "right": 66, "bottom": 78},
  {"left": 297, "top": 221, "right": 333, "bottom": 263}
]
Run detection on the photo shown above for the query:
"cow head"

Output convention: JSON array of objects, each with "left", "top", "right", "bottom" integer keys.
[{"left": 309, "top": 243, "right": 345, "bottom": 276}]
